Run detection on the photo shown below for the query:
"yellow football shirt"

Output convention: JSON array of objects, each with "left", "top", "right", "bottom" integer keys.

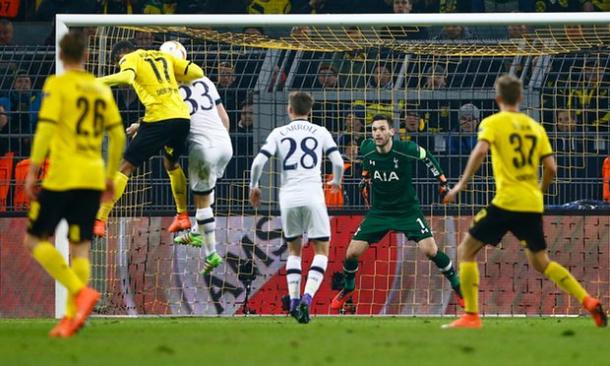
[
  {"left": 117, "top": 49, "right": 192, "bottom": 122},
  {"left": 477, "top": 111, "right": 553, "bottom": 213},
  {"left": 35, "top": 70, "right": 123, "bottom": 191}
]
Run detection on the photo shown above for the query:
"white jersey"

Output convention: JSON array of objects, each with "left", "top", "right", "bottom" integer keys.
[
  {"left": 260, "top": 119, "right": 339, "bottom": 206},
  {"left": 179, "top": 76, "right": 229, "bottom": 146}
]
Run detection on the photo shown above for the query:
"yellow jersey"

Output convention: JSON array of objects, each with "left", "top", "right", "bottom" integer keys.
[
  {"left": 117, "top": 49, "right": 193, "bottom": 122},
  {"left": 34, "top": 70, "right": 123, "bottom": 191},
  {"left": 477, "top": 111, "right": 553, "bottom": 213}
]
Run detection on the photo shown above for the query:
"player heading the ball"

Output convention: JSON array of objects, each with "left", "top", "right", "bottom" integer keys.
[
  {"left": 94, "top": 38, "right": 204, "bottom": 237},
  {"left": 160, "top": 41, "right": 233, "bottom": 276},
  {"left": 443, "top": 74, "right": 607, "bottom": 329},
  {"left": 249, "top": 91, "right": 344, "bottom": 324}
]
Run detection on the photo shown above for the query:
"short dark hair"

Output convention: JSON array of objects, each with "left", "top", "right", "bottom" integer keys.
[
  {"left": 111, "top": 40, "right": 135, "bottom": 64},
  {"left": 218, "top": 61, "right": 234, "bottom": 70},
  {"left": 289, "top": 91, "right": 314, "bottom": 116},
  {"left": 60, "top": 31, "right": 87, "bottom": 64},
  {"left": 371, "top": 114, "right": 392, "bottom": 126},
  {"left": 495, "top": 74, "right": 522, "bottom": 105}
]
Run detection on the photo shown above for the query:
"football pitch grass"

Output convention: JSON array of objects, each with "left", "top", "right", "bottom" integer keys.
[{"left": 1, "top": 317, "right": 608, "bottom": 366}]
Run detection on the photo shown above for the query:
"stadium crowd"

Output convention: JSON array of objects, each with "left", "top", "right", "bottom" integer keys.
[{"left": 0, "top": 0, "right": 609, "bottom": 211}]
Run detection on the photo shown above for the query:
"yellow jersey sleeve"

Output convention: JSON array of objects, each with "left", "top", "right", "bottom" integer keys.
[
  {"left": 538, "top": 125, "right": 553, "bottom": 159},
  {"left": 119, "top": 52, "right": 138, "bottom": 77},
  {"left": 37, "top": 76, "right": 61, "bottom": 123},
  {"left": 173, "top": 56, "right": 204, "bottom": 83},
  {"left": 477, "top": 117, "right": 495, "bottom": 144}
]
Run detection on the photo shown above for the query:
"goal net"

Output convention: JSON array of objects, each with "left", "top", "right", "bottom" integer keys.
[{"left": 57, "top": 13, "right": 610, "bottom": 317}]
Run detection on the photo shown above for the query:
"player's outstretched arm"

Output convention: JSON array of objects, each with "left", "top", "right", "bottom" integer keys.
[
  {"left": 27, "top": 120, "right": 56, "bottom": 200},
  {"left": 414, "top": 145, "right": 450, "bottom": 200},
  {"left": 173, "top": 57, "right": 204, "bottom": 83},
  {"left": 444, "top": 140, "right": 489, "bottom": 203},
  {"left": 217, "top": 103, "right": 230, "bottom": 130},
  {"left": 540, "top": 155, "right": 557, "bottom": 193},
  {"left": 98, "top": 69, "right": 136, "bottom": 87}
]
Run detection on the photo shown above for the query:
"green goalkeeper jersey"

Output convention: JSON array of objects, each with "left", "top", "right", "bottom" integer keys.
[{"left": 360, "top": 138, "right": 445, "bottom": 214}]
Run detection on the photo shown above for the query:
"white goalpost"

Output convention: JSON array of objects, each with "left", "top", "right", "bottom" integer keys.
[{"left": 53, "top": 12, "right": 610, "bottom": 318}]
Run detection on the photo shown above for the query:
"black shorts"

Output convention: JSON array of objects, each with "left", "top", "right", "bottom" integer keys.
[
  {"left": 124, "top": 118, "right": 190, "bottom": 167},
  {"left": 27, "top": 189, "right": 102, "bottom": 242},
  {"left": 468, "top": 204, "right": 547, "bottom": 252}
]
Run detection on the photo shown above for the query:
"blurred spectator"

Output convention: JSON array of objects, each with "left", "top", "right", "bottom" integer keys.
[
  {"left": 36, "top": 0, "right": 98, "bottom": 21},
  {"left": 437, "top": 25, "right": 471, "bottom": 40},
  {"left": 393, "top": 0, "right": 412, "bottom": 12},
  {"left": 411, "top": 0, "right": 471, "bottom": 12},
  {"left": 139, "top": 0, "right": 177, "bottom": 13},
  {"left": 236, "top": 99, "right": 254, "bottom": 133},
  {"left": 293, "top": 0, "right": 377, "bottom": 13},
  {"left": 216, "top": 61, "right": 243, "bottom": 125},
  {"left": 483, "top": 0, "right": 530, "bottom": 12},
  {"left": 423, "top": 64, "right": 447, "bottom": 89},
  {"left": 248, "top": 0, "right": 291, "bottom": 13},
  {"left": 370, "top": 63, "right": 393, "bottom": 89},
  {"left": 316, "top": 63, "right": 339, "bottom": 89},
  {"left": 177, "top": 0, "right": 249, "bottom": 13},
  {"left": 100, "top": 0, "right": 137, "bottom": 13},
  {"left": 243, "top": 27, "right": 265, "bottom": 37},
  {"left": 0, "top": 18, "right": 13, "bottom": 45},
  {"left": 583, "top": 1, "right": 610, "bottom": 11},
  {"left": 566, "top": 61, "right": 610, "bottom": 132},
  {"left": 534, "top": 0, "right": 583, "bottom": 11},
  {"left": 447, "top": 103, "right": 480, "bottom": 155},
  {"left": 9, "top": 70, "right": 37, "bottom": 155},
  {"left": 556, "top": 109, "right": 580, "bottom": 133},
  {"left": 227, "top": 99, "right": 255, "bottom": 180},
  {"left": 337, "top": 111, "right": 365, "bottom": 148},
  {"left": 133, "top": 31, "right": 154, "bottom": 49},
  {"left": 339, "top": 137, "right": 364, "bottom": 207},
  {"left": 0, "top": 103, "right": 8, "bottom": 155},
  {"left": 399, "top": 110, "right": 425, "bottom": 141},
  {"left": 507, "top": 24, "right": 530, "bottom": 39}
]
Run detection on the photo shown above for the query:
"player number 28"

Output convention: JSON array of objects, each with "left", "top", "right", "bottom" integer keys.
[{"left": 281, "top": 137, "right": 318, "bottom": 170}]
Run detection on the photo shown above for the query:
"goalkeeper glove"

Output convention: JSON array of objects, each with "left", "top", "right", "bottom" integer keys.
[
  {"left": 438, "top": 175, "right": 449, "bottom": 202},
  {"left": 359, "top": 170, "right": 371, "bottom": 206}
]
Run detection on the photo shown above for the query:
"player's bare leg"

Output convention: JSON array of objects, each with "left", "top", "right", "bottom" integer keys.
[
  {"left": 417, "top": 237, "right": 464, "bottom": 307},
  {"left": 25, "top": 235, "right": 99, "bottom": 337},
  {"left": 443, "top": 233, "right": 484, "bottom": 329},
  {"left": 174, "top": 191, "right": 223, "bottom": 274},
  {"left": 94, "top": 160, "right": 135, "bottom": 237},
  {"left": 527, "top": 249, "right": 607, "bottom": 327},
  {"left": 297, "top": 239, "right": 329, "bottom": 324},
  {"left": 331, "top": 240, "right": 369, "bottom": 311},
  {"left": 164, "top": 157, "right": 191, "bottom": 233},
  {"left": 286, "top": 238, "right": 303, "bottom": 319}
]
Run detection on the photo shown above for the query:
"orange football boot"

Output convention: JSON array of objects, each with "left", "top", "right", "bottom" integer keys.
[
  {"left": 583, "top": 296, "right": 608, "bottom": 327},
  {"left": 49, "top": 317, "right": 74, "bottom": 338},
  {"left": 73, "top": 287, "right": 101, "bottom": 330},
  {"left": 168, "top": 212, "right": 191, "bottom": 233},
  {"left": 442, "top": 313, "right": 482, "bottom": 329}
]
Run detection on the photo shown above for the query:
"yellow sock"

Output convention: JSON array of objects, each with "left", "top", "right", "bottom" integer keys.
[
  {"left": 32, "top": 242, "right": 84, "bottom": 295},
  {"left": 97, "top": 172, "right": 129, "bottom": 221},
  {"left": 66, "top": 257, "right": 91, "bottom": 319},
  {"left": 544, "top": 261, "right": 589, "bottom": 303},
  {"left": 460, "top": 261, "right": 479, "bottom": 314},
  {"left": 167, "top": 166, "right": 187, "bottom": 213}
]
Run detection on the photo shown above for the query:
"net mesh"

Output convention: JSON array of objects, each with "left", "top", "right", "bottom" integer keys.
[{"left": 77, "top": 22, "right": 609, "bottom": 316}]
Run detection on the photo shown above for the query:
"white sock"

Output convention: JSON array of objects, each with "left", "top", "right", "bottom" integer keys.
[
  {"left": 286, "top": 255, "right": 302, "bottom": 300},
  {"left": 196, "top": 207, "right": 216, "bottom": 256},
  {"left": 304, "top": 254, "right": 328, "bottom": 298}
]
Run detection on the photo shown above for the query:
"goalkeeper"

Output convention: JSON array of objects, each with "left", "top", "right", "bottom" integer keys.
[{"left": 331, "top": 115, "right": 463, "bottom": 311}]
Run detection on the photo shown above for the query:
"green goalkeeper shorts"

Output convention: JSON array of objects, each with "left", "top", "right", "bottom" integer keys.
[{"left": 352, "top": 209, "right": 433, "bottom": 244}]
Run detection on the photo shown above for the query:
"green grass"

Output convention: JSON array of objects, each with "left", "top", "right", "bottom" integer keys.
[{"left": 1, "top": 317, "right": 608, "bottom": 366}]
